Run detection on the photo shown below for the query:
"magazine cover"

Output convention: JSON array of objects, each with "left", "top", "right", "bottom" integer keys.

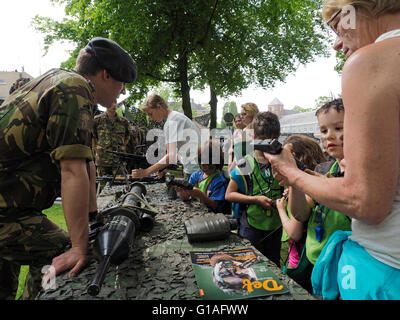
[{"left": 190, "top": 248, "right": 289, "bottom": 300}]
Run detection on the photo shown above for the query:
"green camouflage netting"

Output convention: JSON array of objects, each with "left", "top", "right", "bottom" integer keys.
[{"left": 37, "top": 182, "right": 315, "bottom": 300}]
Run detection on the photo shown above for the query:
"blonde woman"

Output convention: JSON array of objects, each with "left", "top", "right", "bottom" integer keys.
[
  {"left": 228, "top": 103, "right": 259, "bottom": 173},
  {"left": 263, "top": 0, "right": 400, "bottom": 299}
]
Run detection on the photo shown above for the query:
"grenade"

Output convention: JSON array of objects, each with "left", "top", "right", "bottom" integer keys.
[{"left": 184, "top": 213, "right": 238, "bottom": 243}]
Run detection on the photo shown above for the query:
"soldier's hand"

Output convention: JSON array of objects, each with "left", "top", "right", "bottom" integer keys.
[{"left": 45, "top": 246, "right": 88, "bottom": 280}]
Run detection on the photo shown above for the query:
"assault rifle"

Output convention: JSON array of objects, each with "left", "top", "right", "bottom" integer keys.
[
  {"left": 165, "top": 175, "right": 194, "bottom": 191},
  {"left": 87, "top": 183, "right": 158, "bottom": 296}
]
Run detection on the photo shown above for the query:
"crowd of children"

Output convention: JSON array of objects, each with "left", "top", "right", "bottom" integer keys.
[{"left": 172, "top": 99, "right": 353, "bottom": 297}]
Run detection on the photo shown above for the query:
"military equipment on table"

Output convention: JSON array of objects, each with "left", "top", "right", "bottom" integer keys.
[
  {"left": 104, "top": 149, "right": 149, "bottom": 165},
  {"left": 184, "top": 213, "right": 238, "bottom": 243},
  {"left": 252, "top": 139, "right": 307, "bottom": 171},
  {"left": 87, "top": 183, "right": 158, "bottom": 295},
  {"left": 87, "top": 214, "right": 138, "bottom": 296},
  {"left": 95, "top": 173, "right": 166, "bottom": 186},
  {"left": 166, "top": 175, "right": 194, "bottom": 191}
]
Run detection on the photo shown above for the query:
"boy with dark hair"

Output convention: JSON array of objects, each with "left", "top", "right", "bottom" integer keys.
[
  {"left": 225, "top": 111, "right": 283, "bottom": 267},
  {"left": 176, "top": 139, "right": 229, "bottom": 214}
]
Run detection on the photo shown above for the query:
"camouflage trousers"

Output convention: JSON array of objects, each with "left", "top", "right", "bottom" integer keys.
[
  {"left": 0, "top": 211, "right": 69, "bottom": 300},
  {"left": 96, "top": 165, "right": 118, "bottom": 178}
]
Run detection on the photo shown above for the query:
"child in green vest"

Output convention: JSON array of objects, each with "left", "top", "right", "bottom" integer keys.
[
  {"left": 175, "top": 139, "right": 230, "bottom": 215},
  {"left": 285, "top": 98, "right": 352, "bottom": 293},
  {"left": 225, "top": 111, "right": 283, "bottom": 267},
  {"left": 275, "top": 135, "right": 326, "bottom": 271}
]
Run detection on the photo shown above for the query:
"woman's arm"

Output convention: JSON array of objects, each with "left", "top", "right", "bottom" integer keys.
[
  {"left": 265, "top": 46, "right": 400, "bottom": 225},
  {"left": 132, "top": 142, "right": 178, "bottom": 178}
]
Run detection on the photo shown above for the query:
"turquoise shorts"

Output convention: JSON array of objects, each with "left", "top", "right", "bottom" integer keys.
[{"left": 337, "top": 238, "right": 400, "bottom": 300}]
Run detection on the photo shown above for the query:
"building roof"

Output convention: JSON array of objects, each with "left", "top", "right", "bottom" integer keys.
[
  {"left": 268, "top": 97, "right": 284, "bottom": 106},
  {"left": 279, "top": 110, "right": 317, "bottom": 126},
  {"left": 0, "top": 70, "right": 33, "bottom": 102}
]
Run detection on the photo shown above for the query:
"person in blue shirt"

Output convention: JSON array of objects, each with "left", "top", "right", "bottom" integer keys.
[{"left": 175, "top": 139, "right": 230, "bottom": 215}]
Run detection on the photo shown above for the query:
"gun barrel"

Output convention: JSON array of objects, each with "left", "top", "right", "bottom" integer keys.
[{"left": 87, "top": 255, "right": 111, "bottom": 296}]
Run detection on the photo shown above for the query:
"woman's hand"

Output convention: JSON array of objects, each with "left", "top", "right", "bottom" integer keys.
[{"left": 263, "top": 145, "right": 299, "bottom": 186}]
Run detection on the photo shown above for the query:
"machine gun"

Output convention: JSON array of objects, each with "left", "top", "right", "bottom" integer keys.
[
  {"left": 102, "top": 150, "right": 149, "bottom": 188},
  {"left": 104, "top": 149, "right": 149, "bottom": 165},
  {"left": 87, "top": 182, "right": 158, "bottom": 296},
  {"left": 251, "top": 139, "right": 307, "bottom": 171}
]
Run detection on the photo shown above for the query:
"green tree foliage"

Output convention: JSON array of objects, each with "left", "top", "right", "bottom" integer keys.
[
  {"left": 33, "top": 0, "right": 330, "bottom": 126},
  {"left": 334, "top": 50, "right": 347, "bottom": 75},
  {"left": 314, "top": 93, "right": 342, "bottom": 109},
  {"left": 292, "top": 105, "right": 316, "bottom": 113}
]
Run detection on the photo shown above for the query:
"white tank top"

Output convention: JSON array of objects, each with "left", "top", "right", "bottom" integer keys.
[{"left": 349, "top": 29, "right": 400, "bottom": 269}]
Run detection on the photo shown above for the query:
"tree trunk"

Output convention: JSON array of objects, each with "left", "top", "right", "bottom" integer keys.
[
  {"left": 178, "top": 53, "right": 192, "bottom": 119},
  {"left": 209, "top": 87, "right": 218, "bottom": 129}
]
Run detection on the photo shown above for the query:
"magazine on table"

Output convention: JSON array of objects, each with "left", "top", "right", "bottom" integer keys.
[{"left": 190, "top": 248, "right": 289, "bottom": 300}]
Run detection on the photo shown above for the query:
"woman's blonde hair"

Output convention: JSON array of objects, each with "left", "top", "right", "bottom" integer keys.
[
  {"left": 323, "top": 0, "right": 400, "bottom": 21},
  {"left": 142, "top": 93, "right": 168, "bottom": 112},
  {"left": 241, "top": 103, "right": 259, "bottom": 118}
]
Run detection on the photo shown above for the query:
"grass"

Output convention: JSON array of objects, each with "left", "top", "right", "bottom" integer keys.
[{"left": 15, "top": 204, "right": 66, "bottom": 300}]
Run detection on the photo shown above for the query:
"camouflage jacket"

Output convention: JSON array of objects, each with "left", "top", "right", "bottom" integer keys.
[
  {"left": 0, "top": 68, "right": 95, "bottom": 212},
  {"left": 93, "top": 113, "right": 130, "bottom": 167}
]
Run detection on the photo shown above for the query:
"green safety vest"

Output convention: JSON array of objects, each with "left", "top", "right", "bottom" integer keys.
[
  {"left": 305, "top": 161, "right": 352, "bottom": 265},
  {"left": 241, "top": 155, "right": 283, "bottom": 231},
  {"left": 194, "top": 171, "right": 219, "bottom": 198}
]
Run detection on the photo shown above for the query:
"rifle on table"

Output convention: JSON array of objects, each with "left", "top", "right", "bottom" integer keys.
[
  {"left": 87, "top": 182, "right": 158, "bottom": 296},
  {"left": 165, "top": 175, "right": 194, "bottom": 191}
]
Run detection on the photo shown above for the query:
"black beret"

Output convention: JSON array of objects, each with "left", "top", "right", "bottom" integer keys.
[{"left": 84, "top": 37, "right": 137, "bottom": 83}]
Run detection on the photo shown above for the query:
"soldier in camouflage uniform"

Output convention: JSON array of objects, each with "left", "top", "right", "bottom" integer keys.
[
  {"left": 93, "top": 100, "right": 131, "bottom": 179},
  {"left": 0, "top": 37, "right": 137, "bottom": 299}
]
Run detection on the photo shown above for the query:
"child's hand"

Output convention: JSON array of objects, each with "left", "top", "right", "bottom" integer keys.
[
  {"left": 255, "top": 195, "right": 274, "bottom": 209},
  {"left": 275, "top": 197, "right": 286, "bottom": 210},
  {"left": 175, "top": 186, "right": 191, "bottom": 200},
  {"left": 282, "top": 188, "right": 289, "bottom": 198},
  {"left": 189, "top": 187, "right": 203, "bottom": 199}
]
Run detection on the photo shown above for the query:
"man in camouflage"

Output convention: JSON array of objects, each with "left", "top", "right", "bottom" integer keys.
[
  {"left": 0, "top": 37, "right": 137, "bottom": 299},
  {"left": 93, "top": 100, "right": 131, "bottom": 179}
]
